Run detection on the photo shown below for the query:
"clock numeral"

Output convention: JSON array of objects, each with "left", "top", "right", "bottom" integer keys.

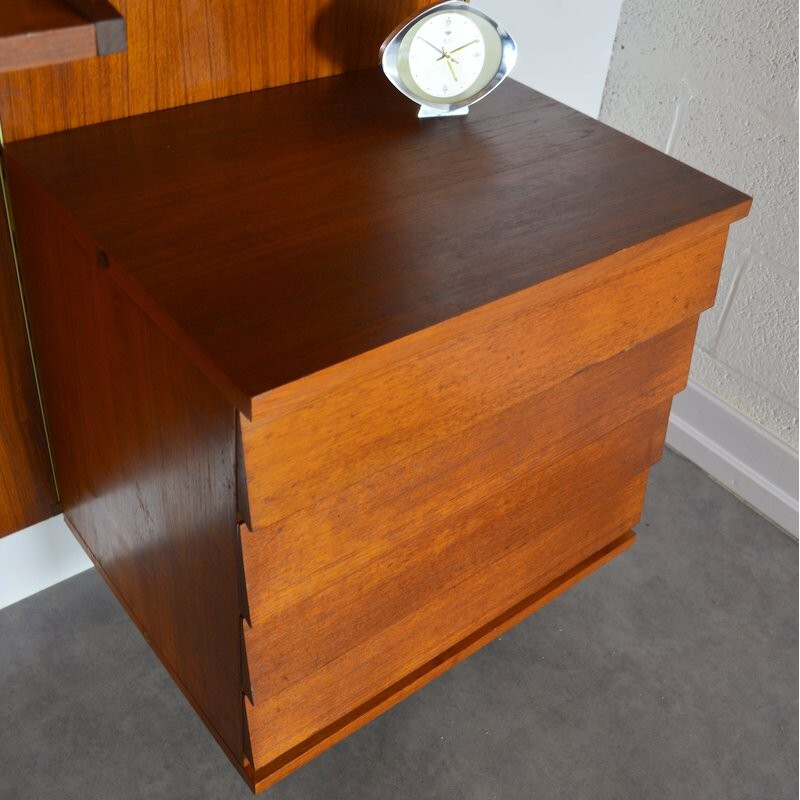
[{"left": 443, "top": 84, "right": 448, "bottom": 93}]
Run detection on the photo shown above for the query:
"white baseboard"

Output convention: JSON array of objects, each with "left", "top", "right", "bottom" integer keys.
[
  {"left": 0, "top": 515, "right": 92, "bottom": 611},
  {"left": 666, "top": 379, "right": 799, "bottom": 538}
]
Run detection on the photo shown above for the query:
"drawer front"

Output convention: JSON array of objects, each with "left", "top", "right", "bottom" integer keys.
[
  {"left": 243, "top": 470, "right": 654, "bottom": 766},
  {"left": 240, "top": 320, "right": 696, "bottom": 624},
  {"left": 242, "top": 397, "right": 670, "bottom": 766},
  {"left": 239, "top": 231, "right": 725, "bottom": 531}
]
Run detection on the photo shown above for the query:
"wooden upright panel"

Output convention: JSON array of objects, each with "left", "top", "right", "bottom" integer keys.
[
  {"left": 0, "top": 0, "right": 429, "bottom": 142},
  {"left": 0, "top": 188, "right": 56, "bottom": 536}
]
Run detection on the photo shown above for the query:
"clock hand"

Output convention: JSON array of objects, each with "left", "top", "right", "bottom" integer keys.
[
  {"left": 419, "top": 36, "right": 446, "bottom": 56},
  {"left": 420, "top": 37, "right": 461, "bottom": 68},
  {"left": 445, "top": 57, "right": 458, "bottom": 82},
  {"left": 439, "top": 46, "right": 458, "bottom": 65},
  {"left": 451, "top": 38, "right": 480, "bottom": 54},
  {"left": 437, "top": 39, "right": 480, "bottom": 59}
]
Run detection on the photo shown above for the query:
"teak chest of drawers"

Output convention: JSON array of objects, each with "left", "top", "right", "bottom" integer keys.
[{"left": 5, "top": 69, "right": 749, "bottom": 792}]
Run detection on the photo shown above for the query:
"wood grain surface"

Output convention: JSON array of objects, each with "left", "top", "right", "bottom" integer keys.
[
  {"left": 0, "top": 0, "right": 428, "bottom": 140},
  {"left": 0, "top": 0, "right": 123, "bottom": 74},
  {"left": 9, "top": 177, "right": 247, "bottom": 767},
  {"left": 245, "top": 526, "right": 637, "bottom": 792},
  {"left": 0, "top": 2, "right": 429, "bottom": 536},
  {"left": 4, "top": 70, "right": 750, "bottom": 408},
  {"left": 0, "top": 184, "right": 57, "bottom": 535},
  {"left": 239, "top": 229, "right": 726, "bottom": 529},
  {"left": 240, "top": 319, "right": 698, "bottom": 623},
  {"left": 0, "top": 0, "right": 94, "bottom": 73},
  {"left": 243, "top": 403, "right": 667, "bottom": 715},
  {"left": 243, "top": 426, "right": 658, "bottom": 767}
]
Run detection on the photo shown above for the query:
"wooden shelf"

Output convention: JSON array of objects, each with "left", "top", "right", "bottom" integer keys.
[{"left": 0, "top": 0, "right": 125, "bottom": 74}]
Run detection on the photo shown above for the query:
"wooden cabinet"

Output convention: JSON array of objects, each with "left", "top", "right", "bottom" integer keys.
[{"left": 5, "top": 69, "right": 749, "bottom": 792}]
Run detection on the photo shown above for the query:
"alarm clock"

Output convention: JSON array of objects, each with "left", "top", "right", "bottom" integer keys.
[{"left": 380, "top": 1, "right": 517, "bottom": 118}]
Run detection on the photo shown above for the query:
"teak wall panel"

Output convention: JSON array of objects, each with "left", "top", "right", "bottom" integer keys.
[
  {"left": 0, "top": 0, "right": 430, "bottom": 141},
  {"left": 9, "top": 179, "right": 246, "bottom": 767},
  {"left": 0, "top": 187, "right": 57, "bottom": 535}
]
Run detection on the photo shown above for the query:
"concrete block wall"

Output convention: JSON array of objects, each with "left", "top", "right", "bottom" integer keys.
[{"left": 600, "top": 0, "right": 799, "bottom": 448}]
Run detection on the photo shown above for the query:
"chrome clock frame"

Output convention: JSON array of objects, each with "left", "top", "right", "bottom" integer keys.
[{"left": 380, "top": 0, "right": 517, "bottom": 118}]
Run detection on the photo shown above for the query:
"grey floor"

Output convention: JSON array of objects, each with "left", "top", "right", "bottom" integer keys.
[{"left": 1, "top": 449, "right": 797, "bottom": 800}]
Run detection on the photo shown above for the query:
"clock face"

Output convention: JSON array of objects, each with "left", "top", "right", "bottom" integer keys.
[
  {"left": 407, "top": 12, "right": 487, "bottom": 100},
  {"left": 381, "top": 1, "right": 517, "bottom": 116}
]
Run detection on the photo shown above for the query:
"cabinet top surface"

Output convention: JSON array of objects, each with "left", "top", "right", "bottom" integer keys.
[{"left": 7, "top": 69, "right": 748, "bottom": 403}]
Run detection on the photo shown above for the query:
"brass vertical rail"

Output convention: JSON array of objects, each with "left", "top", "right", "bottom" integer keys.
[{"left": 0, "top": 118, "right": 61, "bottom": 502}]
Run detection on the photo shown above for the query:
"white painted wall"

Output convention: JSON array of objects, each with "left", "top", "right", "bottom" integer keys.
[
  {"left": 600, "top": 0, "right": 798, "bottom": 535},
  {"left": 0, "top": 515, "right": 90, "bottom": 609},
  {"left": 473, "top": 0, "right": 624, "bottom": 117},
  {"left": 600, "top": 0, "right": 799, "bottom": 448},
  {"left": 0, "top": 1, "right": 628, "bottom": 611}
]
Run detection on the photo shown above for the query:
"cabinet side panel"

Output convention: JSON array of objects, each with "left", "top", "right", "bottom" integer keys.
[
  {"left": 0, "top": 0, "right": 431, "bottom": 142},
  {"left": 0, "top": 180, "right": 57, "bottom": 535},
  {"left": 10, "top": 180, "right": 246, "bottom": 763}
]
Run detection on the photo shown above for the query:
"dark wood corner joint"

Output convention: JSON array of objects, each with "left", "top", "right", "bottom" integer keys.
[{"left": 62, "top": 0, "right": 126, "bottom": 55}]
